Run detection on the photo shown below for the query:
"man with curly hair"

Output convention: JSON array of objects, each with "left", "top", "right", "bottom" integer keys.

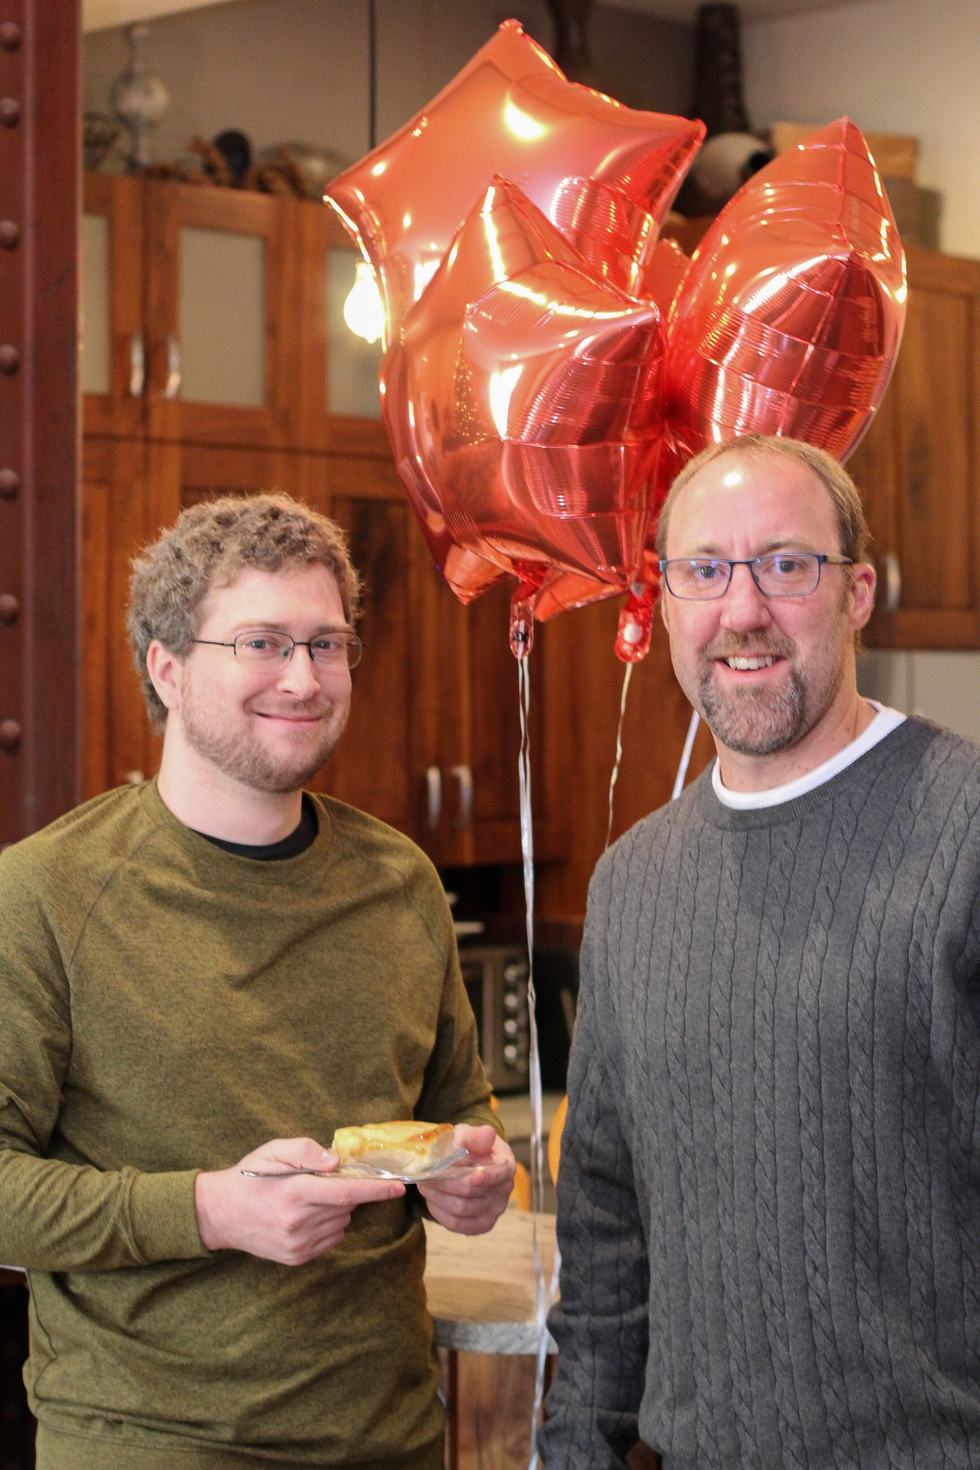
[{"left": 0, "top": 492, "right": 514, "bottom": 1470}]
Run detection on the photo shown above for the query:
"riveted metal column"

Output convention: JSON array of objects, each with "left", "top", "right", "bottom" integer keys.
[{"left": 0, "top": 1, "right": 80, "bottom": 847}]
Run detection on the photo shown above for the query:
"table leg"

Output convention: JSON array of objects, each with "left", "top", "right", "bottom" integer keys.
[{"left": 444, "top": 1347, "right": 459, "bottom": 1470}]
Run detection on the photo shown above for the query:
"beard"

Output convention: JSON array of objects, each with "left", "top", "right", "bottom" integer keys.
[
  {"left": 695, "top": 631, "right": 846, "bottom": 757},
  {"left": 180, "top": 681, "right": 349, "bottom": 794}
]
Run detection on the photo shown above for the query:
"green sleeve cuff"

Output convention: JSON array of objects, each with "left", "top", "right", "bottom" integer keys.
[{"left": 129, "top": 1169, "right": 211, "bottom": 1263}]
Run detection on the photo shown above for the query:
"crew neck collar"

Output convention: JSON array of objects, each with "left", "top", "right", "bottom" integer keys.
[
  {"left": 691, "top": 714, "right": 937, "bottom": 832},
  {"left": 711, "top": 702, "right": 906, "bottom": 810},
  {"left": 138, "top": 777, "right": 333, "bottom": 885}
]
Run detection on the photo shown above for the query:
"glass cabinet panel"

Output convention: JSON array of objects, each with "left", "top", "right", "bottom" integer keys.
[
  {"left": 80, "top": 212, "right": 111, "bottom": 396},
  {"left": 179, "top": 227, "right": 265, "bottom": 406},
  {"left": 327, "top": 247, "right": 383, "bottom": 419}
]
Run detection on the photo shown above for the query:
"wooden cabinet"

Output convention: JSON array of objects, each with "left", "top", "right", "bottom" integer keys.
[
  {"left": 850, "top": 246, "right": 980, "bottom": 647},
  {"left": 81, "top": 436, "right": 154, "bottom": 796},
  {"left": 82, "top": 174, "right": 388, "bottom": 456},
  {"left": 81, "top": 174, "right": 145, "bottom": 437}
]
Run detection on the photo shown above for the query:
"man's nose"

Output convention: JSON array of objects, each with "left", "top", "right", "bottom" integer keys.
[
  {"left": 720, "top": 562, "right": 772, "bottom": 631},
  {"left": 275, "top": 645, "right": 322, "bottom": 696}
]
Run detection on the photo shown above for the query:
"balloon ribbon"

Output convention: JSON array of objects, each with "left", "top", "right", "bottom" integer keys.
[
  {"left": 605, "top": 661, "right": 635, "bottom": 849},
  {"left": 518, "top": 650, "right": 560, "bottom": 1470}
]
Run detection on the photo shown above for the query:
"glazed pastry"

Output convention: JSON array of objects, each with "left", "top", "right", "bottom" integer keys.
[{"left": 331, "top": 1120, "right": 457, "bottom": 1176}]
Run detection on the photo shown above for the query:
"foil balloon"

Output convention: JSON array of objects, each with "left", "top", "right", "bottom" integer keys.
[
  {"left": 382, "top": 177, "right": 667, "bottom": 651},
  {"left": 326, "top": 20, "right": 704, "bottom": 343},
  {"left": 533, "top": 564, "right": 661, "bottom": 663},
  {"left": 663, "top": 118, "right": 907, "bottom": 472},
  {"left": 635, "top": 235, "right": 692, "bottom": 317}
]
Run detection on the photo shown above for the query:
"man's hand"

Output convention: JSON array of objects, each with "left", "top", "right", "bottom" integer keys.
[
  {"left": 195, "top": 1137, "right": 405, "bottom": 1265},
  {"left": 418, "top": 1124, "right": 516, "bottom": 1235}
]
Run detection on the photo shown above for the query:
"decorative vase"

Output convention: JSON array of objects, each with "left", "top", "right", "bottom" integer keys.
[{"left": 110, "top": 23, "right": 169, "bottom": 171}]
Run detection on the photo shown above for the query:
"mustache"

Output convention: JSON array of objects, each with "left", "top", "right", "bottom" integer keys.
[{"left": 700, "top": 632, "right": 796, "bottom": 662}]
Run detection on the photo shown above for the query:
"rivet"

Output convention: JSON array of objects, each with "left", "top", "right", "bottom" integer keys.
[
  {"left": 0, "top": 468, "right": 19, "bottom": 499},
  {"left": 0, "top": 97, "right": 21, "bottom": 127},
  {"left": 0, "top": 593, "right": 18, "bottom": 624},
  {"left": 0, "top": 220, "right": 19, "bottom": 250},
  {"left": 0, "top": 22, "right": 22, "bottom": 51},
  {"left": 0, "top": 719, "right": 22, "bottom": 751},
  {"left": 0, "top": 344, "right": 19, "bottom": 374}
]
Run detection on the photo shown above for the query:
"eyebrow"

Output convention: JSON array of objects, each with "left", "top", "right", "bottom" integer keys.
[
  {"left": 681, "top": 537, "right": 822, "bottom": 557},
  {"left": 231, "top": 620, "right": 354, "bottom": 635}
]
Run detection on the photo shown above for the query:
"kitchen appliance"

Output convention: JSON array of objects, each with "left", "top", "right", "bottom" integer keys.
[{"left": 459, "top": 945, "right": 530, "bottom": 1093}]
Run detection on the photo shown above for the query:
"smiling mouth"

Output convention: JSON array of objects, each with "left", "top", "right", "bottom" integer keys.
[
  {"left": 255, "top": 710, "right": 325, "bottom": 722},
  {"left": 719, "top": 654, "right": 782, "bottom": 671}
]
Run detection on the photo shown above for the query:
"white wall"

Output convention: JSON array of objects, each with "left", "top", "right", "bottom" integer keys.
[
  {"left": 84, "top": 0, "right": 693, "bottom": 172},
  {"left": 744, "top": 0, "right": 980, "bottom": 259},
  {"left": 859, "top": 651, "right": 980, "bottom": 744}
]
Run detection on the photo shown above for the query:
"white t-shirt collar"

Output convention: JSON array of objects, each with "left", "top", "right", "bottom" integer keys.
[{"left": 711, "top": 702, "right": 907, "bottom": 810}]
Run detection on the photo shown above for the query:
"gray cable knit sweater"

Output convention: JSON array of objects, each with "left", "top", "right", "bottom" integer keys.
[{"left": 540, "top": 717, "right": 980, "bottom": 1470}]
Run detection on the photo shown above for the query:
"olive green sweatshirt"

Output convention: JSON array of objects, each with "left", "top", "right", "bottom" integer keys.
[{"left": 0, "top": 780, "right": 497, "bottom": 1468}]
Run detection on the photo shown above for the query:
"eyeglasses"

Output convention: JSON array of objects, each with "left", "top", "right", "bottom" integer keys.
[
  {"left": 658, "top": 552, "right": 854, "bottom": 600},
  {"left": 191, "top": 630, "right": 364, "bottom": 669}
]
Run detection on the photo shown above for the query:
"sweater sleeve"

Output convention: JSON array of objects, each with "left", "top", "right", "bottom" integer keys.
[
  {"left": 538, "top": 869, "right": 650, "bottom": 1470},
  {"left": 0, "top": 856, "right": 208, "bottom": 1272},
  {"left": 412, "top": 879, "right": 500, "bottom": 1136}
]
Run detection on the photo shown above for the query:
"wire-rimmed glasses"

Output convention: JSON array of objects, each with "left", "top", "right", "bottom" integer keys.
[
  {"left": 192, "top": 630, "right": 364, "bottom": 669},
  {"left": 658, "top": 552, "right": 853, "bottom": 600}
]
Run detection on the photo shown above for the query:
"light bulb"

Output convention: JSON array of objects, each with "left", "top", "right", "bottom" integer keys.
[{"left": 343, "top": 262, "right": 385, "bottom": 344}]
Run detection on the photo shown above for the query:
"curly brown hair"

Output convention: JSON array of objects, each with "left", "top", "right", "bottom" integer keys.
[{"left": 128, "top": 492, "right": 362, "bottom": 729}]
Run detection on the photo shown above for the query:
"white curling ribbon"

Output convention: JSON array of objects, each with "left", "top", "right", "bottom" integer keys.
[
  {"left": 517, "top": 654, "right": 555, "bottom": 1470},
  {"left": 672, "top": 707, "right": 700, "bottom": 801},
  {"left": 605, "top": 661, "right": 634, "bottom": 850}
]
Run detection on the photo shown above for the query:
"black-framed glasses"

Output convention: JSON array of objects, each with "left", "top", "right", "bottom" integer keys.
[
  {"left": 658, "top": 552, "right": 854, "bottom": 601},
  {"left": 192, "top": 630, "right": 364, "bottom": 669}
]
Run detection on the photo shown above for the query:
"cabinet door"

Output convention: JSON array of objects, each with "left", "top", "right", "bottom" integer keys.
[
  {"left": 81, "top": 436, "right": 154, "bottom": 796},
  {"left": 313, "top": 464, "right": 417, "bottom": 833},
  {"left": 412, "top": 545, "right": 566, "bottom": 867},
  {"left": 144, "top": 182, "right": 301, "bottom": 450},
  {"left": 293, "top": 203, "right": 389, "bottom": 456},
  {"left": 81, "top": 173, "right": 145, "bottom": 437},
  {"left": 854, "top": 247, "right": 980, "bottom": 647}
]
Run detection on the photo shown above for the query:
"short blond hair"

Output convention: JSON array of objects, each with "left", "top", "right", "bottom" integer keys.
[
  {"left": 128, "top": 492, "right": 362, "bottom": 729},
  {"left": 655, "top": 435, "right": 871, "bottom": 563}
]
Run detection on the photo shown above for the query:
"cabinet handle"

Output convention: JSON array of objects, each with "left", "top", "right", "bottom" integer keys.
[
  {"left": 128, "top": 333, "right": 145, "bottom": 396},
  {"left": 451, "top": 764, "right": 474, "bottom": 829},
  {"left": 882, "top": 552, "right": 901, "bottom": 613},
  {"left": 163, "top": 335, "right": 181, "bottom": 399},
  {"left": 426, "top": 765, "right": 442, "bottom": 829}
]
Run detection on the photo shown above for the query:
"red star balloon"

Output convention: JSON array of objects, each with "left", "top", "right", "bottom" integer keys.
[
  {"left": 326, "top": 19, "right": 704, "bottom": 343},
  {"left": 329, "top": 15, "right": 906, "bottom": 665},
  {"left": 382, "top": 177, "right": 667, "bottom": 649},
  {"left": 663, "top": 118, "right": 906, "bottom": 472},
  {"left": 545, "top": 119, "right": 908, "bottom": 660}
]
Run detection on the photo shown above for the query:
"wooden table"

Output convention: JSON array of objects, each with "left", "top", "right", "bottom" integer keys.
[
  {"left": 424, "top": 1208, "right": 558, "bottom": 1354},
  {"left": 424, "top": 1210, "right": 558, "bottom": 1470}
]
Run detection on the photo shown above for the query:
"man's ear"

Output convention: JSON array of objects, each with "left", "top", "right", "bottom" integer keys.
[
  {"left": 145, "top": 640, "right": 183, "bottom": 715},
  {"left": 848, "top": 561, "right": 877, "bottom": 632}
]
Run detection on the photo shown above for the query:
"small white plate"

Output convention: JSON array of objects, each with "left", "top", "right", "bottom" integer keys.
[{"left": 241, "top": 1147, "right": 472, "bottom": 1184}]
